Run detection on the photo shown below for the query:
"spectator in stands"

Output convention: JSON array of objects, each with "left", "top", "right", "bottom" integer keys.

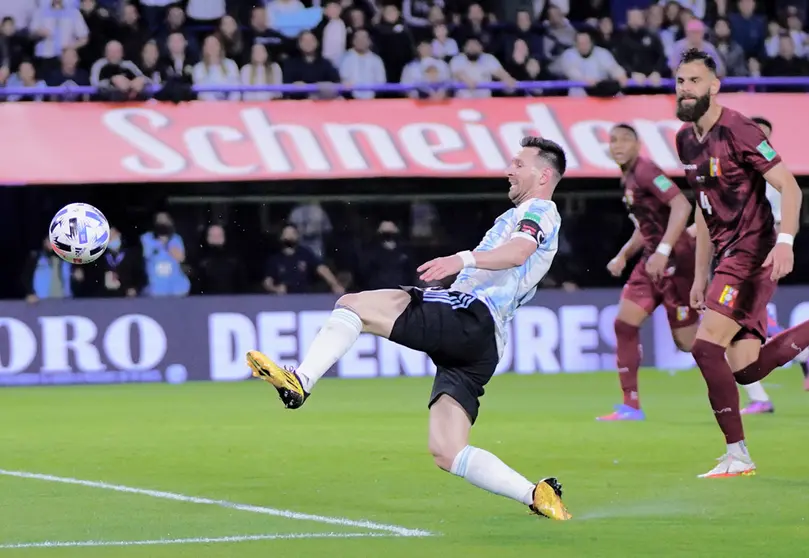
[
  {"left": 646, "top": 4, "right": 675, "bottom": 58},
  {"left": 543, "top": 4, "right": 577, "bottom": 65},
  {"left": 288, "top": 201, "right": 332, "bottom": 259},
  {"left": 0, "top": 1, "right": 36, "bottom": 31},
  {"left": 267, "top": 0, "right": 306, "bottom": 28},
  {"left": 5, "top": 60, "right": 45, "bottom": 101},
  {"left": 559, "top": 30, "right": 627, "bottom": 97},
  {"left": 140, "top": 211, "right": 190, "bottom": 297},
  {"left": 193, "top": 34, "right": 240, "bottom": 101},
  {"left": 241, "top": 43, "right": 282, "bottom": 101},
  {"left": 263, "top": 224, "right": 344, "bottom": 295},
  {"left": 784, "top": 13, "right": 808, "bottom": 57},
  {"left": 91, "top": 40, "right": 147, "bottom": 100},
  {"left": 359, "top": 220, "right": 413, "bottom": 291},
  {"left": 139, "top": 0, "right": 174, "bottom": 34},
  {"left": 339, "top": 29, "right": 386, "bottom": 99},
  {"left": 729, "top": 0, "right": 766, "bottom": 59},
  {"left": 453, "top": 3, "right": 492, "bottom": 51},
  {"left": 615, "top": 8, "right": 667, "bottom": 87},
  {"left": 30, "top": 0, "right": 88, "bottom": 74},
  {"left": 78, "top": 0, "right": 115, "bottom": 71},
  {"left": 117, "top": 3, "right": 149, "bottom": 62},
  {"left": 0, "top": 23, "right": 10, "bottom": 84},
  {"left": 450, "top": 37, "right": 516, "bottom": 98},
  {"left": 186, "top": 0, "right": 225, "bottom": 28},
  {"left": 503, "top": 38, "right": 555, "bottom": 96},
  {"left": 160, "top": 31, "right": 194, "bottom": 82},
  {"left": 402, "top": 0, "right": 445, "bottom": 32},
  {"left": 712, "top": 17, "right": 749, "bottom": 76},
  {"left": 245, "top": 6, "right": 285, "bottom": 61},
  {"left": 347, "top": 5, "right": 368, "bottom": 40},
  {"left": 139, "top": 40, "right": 161, "bottom": 83},
  {"left": 595, "top": 16, "right": 619, "bottom": 54},
  {"left": 568, "top": 0, "right": 610, "bottom": 23},
  {"left": 500, "top": 9, "right": 542, "bottom": 61},
  {"left": 662, "top": 0, "right": 707, "bottom": 21},
  {"left": 157, "top": 5, "right": 200, "bottom": 61},
  {"left": 45, "top": 47, "right": 90, "bottom": 100},
  {"left": 1, "top": 17, "right": 29, "bottom": 76},
  {"left": 763, "top": 20, "right": 783, "bottom": 58},
  {"left": 81, "top": 227, "right": 143, "bottom": 297},
  {"left": 317, "top": 1, "right": 348, "bottom": 68},
  {"left": 191, "top": 224, "right": 246, "bottom": 295},
  {"left": 23, "top": 236, "right": 73, "bottom": 303},
  {"left": 373, "top": 4, "right": 416, "bottom": 82},
  {"left": 668, "top": 20, "right": 724, "bottom": 76},
  {"left": 401, "top": 39, "right": 450, "bottom": 98},
  {"left": 763, "top": 33, "right": 809, "bottom": 87},
  {"left": 431, "top": 22, "right": 458, "bottom": 61},
  {"left": 282, "top": 31, "right": 339, "bottom": 100},
  {"left": 217, "top": 15, "right": 245, "bottom": 66}
]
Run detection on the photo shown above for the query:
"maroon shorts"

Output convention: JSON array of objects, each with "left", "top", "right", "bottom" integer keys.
[
  {"left": 621, "top": 246, "right": 699, "bottom": 329},
  {"left": 705, "top": 256, "right": 777, "bottom": 342}
]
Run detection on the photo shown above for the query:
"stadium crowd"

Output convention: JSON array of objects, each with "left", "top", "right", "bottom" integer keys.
[{"left": 1, "top": 0, "right": 809, "bottom": 101}]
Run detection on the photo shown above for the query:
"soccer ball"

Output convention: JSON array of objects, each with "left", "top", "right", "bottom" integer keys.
[{"left": 49, "top": 203, "right": 111, "bottom": 264}]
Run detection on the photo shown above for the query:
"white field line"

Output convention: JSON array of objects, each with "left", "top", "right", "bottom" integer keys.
[
  {"left": 0, "top": 532, "right": 387, "bottom": 550},
  {"left": 0, "top": 469, "right": 433, "bottom": 538}
]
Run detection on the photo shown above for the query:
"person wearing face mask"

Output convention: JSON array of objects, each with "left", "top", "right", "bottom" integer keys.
[
  {"left": 82, "top": 227, "right": 143, "bottom": 297},
  {"left": 192, "top": 224, "right": 247, "bottom": 295},
  {"left": 263, "top": 224, "right": 344, "bottom": 295},
  {"left": 359, "top": 221, "right": 413, "bottom": 291},
  {"left": 140, "top": 211, "right": 190, "bottom": 297}
]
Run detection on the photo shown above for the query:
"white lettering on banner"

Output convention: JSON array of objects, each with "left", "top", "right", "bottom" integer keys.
[
  {"left": 339, "top": 334, "right": 377, "bottom": 378},
  {"left": 633, "top": 120, "right": 682, "bottom": 169},
  {"left": 559, "top": 306, "right": 601, "bottom": 372},
  {"left": 499, "top": 105, "right": 580, "bottom": 170},
  {"left": 184, "top": 126, "right": 257, "bottom": 175},
  {"left": 104, "top": 109, "right": 186, "bottom": 175},
  {"left": 597, "top": 304, "right": 619, "bottom": 370},
  {"left": 39, "top": 316, "right": 104, "bottom": 373},
  {"left": 0, "top": 318, "right": 37, "bottom": 374},
  {"left": 513, "top": 307, "right": 561, "bottom": 373},
  {"left": 257, "top": 312, "right": 298, "bottom": 369},
  {"left": 399, "top": 123, "right": 472, "bottom": 171},
  {"left": 322, "top": 123, "right": 406, "bottom": 171},
  {"left": 104, "top": 315, "right": 166, "bottom": 371},
  {"left": 241, "top": 108, "right": 330, "bottom": 173},
  {"left": 378, "top": 338, "right": 430, "bottom": 377},
  {"left": 569, "top": 120, "right": 615, "bottom": 169},
  {"left": 209, "top": 313, "right": 256, "bottom": 381},
  {"left": 458, "top": 109, "right": 507, "bottom": 170}
]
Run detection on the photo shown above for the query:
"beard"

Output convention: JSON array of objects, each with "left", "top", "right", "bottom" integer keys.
[{"left": 676, "top": 93, "right": 711, "bottom": 122}]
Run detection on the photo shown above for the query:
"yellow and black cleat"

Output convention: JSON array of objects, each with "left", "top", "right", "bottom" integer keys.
[
  {"left": 529, "top": 477, "right": 572, "bottom": 520},
  {"left": 246, "top": 350, "right": 309, "bottom": 409}
]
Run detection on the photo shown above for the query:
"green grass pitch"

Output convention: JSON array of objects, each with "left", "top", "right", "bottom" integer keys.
[{"left": 1, "top": 369, "right": 808, "bottom": 558}]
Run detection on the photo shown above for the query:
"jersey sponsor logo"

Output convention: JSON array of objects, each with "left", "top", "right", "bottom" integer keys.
[
  {"left": 653, "top": 175, "right": 673, "bottom": 192},
  {"left": 709, "top": 157, "right": 722, "bottom": 177},
  {"left": 756, "top": 140, "right": 777, "bottom": 162},
  {"left": 719, "top": 285, "right": 738, "bottom": 307}
]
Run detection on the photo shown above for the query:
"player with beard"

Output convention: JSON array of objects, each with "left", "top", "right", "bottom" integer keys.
[
  {"left": 675, "top": 48, "right": 809, "bottom": 478},
  {"left": 244, "top": 136, "right": 572, "bottom": 520},
  {"left": 597, "top": 123, "right": 699, "bottom": 421},
  {"left": 738, "top": 116, "right": 809, "bottom": 414}
]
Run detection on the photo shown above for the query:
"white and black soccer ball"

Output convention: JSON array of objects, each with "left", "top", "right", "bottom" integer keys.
[{"left": 49, "top": 203, "right": 111, "bottom": 264}]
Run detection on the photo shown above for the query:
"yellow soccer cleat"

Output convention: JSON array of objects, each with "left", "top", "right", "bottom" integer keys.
[
  {"left": 529, "top": 477, "right": 572, "bottom": 520},
  {"left": 246, "top": 350, "right": 309, "bottom": 409}
]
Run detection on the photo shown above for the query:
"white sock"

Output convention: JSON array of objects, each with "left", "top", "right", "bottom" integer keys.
[
  {"left": 727, "top": 441, "right": 749, "bottom": 459},
  {"left": 450, "top": 445, "right": 535, "bottom": 506},
  {"left": 795, "top": 348, "right": 809, "bottom": 364},
  {"left": 742, "top": 381, "right": 769, "bottom": 402},
  {"left": 296, "top": 308, "right": 362, "bottom": 392}
]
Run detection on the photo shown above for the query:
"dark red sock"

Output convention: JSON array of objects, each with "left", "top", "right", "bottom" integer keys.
[
  {"left": 691, "top": 339, "right": 744, "bottom": 444},
  {"left": 735, "top": 320, "right": 809, "bottom": 385},
  {"left": 614, "top": 320, "right": 641, "bottom": 409}
]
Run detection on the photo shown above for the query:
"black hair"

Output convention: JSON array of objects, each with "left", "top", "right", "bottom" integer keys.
[
  {"left": 1, "top": 16, "right": 14, "bottom": 25},
  {"left": 678, "top": 48, "right": 718, "bottom": 74},
  {"left": 520, "top": 136, "right": 567, "bottom": 178},
  {"left": 751, "top": 116, "right": 772, "bottom": 131},
  {"left": 612, "top": 123, "right": 638, "bottom": 138}
]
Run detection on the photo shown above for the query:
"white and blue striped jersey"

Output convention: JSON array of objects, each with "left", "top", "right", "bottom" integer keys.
[{"left": 451, "top": 198, "right": 561, "bottom": 357}]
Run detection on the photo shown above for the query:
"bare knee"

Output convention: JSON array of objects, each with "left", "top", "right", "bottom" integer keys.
[
  {"left": 428, "top": 395, "right": 472, "bottom": 473},
  {"left": 336, "top": 293, "right": 361, "bottom": 313},
  {"left": 429, "top": 438, "right": 461, "bottom": 472},
  {"left": 672, "top": 326, "right": 697, "bottom": 352}
]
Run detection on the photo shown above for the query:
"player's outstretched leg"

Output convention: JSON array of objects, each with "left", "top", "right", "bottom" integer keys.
[
  {"left": 733, "top": 318, "right": 809, "bottom": 386},
  {"left": 430, "top": 395, "right": 571, "bottom": 520},
  {"left": 690, "top": 311, "right": 755, "bottom": 478},
  {"left": 597, "top": 300, "right": 647, "bottom": 421},
  {"left": 246, "top": 290, "right": 411, "bottom": 409}
]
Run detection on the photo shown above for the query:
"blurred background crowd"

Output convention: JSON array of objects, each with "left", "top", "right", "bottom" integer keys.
[{"left": 4, "top": 0, "right": 809, "bottom": 301}]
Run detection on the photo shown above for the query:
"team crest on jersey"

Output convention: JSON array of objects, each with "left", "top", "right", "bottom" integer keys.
[
  {"left": 756, "top": 141, "right": 777, "bottom": 162},
  {"left": 709, "top": 158, "right": 722, "bottom": 177},
  {"left": 719, "top": 285, "right": 738, "bottom": 307},
  {"left": 676, "top": 306, "right": 690, "bottom": 321}
]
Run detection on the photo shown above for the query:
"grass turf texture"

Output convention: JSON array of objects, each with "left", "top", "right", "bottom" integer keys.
[{"left": 1, "top": 369, "right": 808, "bottom": 558}]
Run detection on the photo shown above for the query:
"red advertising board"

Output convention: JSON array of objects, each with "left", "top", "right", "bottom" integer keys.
[{"left": 1, "top": 94, "right": 806, "bottom": 184}]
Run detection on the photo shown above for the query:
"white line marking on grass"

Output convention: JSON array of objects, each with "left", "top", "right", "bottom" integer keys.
[
  {"left": 0, "top": 469, "right": 432, "bottom": 538},
  {"left": 0, "top": 532, "right": 386, "bottom": 550}
]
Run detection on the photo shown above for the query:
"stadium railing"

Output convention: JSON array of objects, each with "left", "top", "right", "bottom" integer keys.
[{"left": 1, "top": 76, "right": 808, "bottom": 97}]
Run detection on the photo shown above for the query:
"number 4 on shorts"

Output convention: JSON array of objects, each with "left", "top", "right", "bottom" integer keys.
[{"left": 699, "top": 191, "right": 713, "bottom": 215}]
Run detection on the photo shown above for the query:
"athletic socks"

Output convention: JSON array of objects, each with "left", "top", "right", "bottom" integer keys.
[
  {"left": 735, "top": 320, "right": 809, "bottom": 385},
  {"left": 614, "top": 320, "right": 642, "bottom": 409},
  {"left": 450, "top": 446, "right": 536, "bottom": 506},
  {"left": 296, "top": 307, "right": 363, "bottom": 393},
  {"left": 691, "top": 339, "right": 744, "bottom": 444},
  {"left": 742, "top": 381, "right": 770, "bottom": 403}
]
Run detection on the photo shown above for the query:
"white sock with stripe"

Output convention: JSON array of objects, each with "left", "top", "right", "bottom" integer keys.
[
  {"left": 450, "top": 446, "right": 535, "bottom": 506},
  {"left": 742, "top": 381, "right": 769, "bottom": 403},
  {"left": 296, "top": 308, "right": 362, "bottom": 393}
]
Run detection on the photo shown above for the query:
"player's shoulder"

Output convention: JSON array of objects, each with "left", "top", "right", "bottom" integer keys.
[
  {"left": 675, "top": 122, "right": 693, "bottom": 143},
  {"left": 634, "top": 155, "right": 666, "bottom": 177},
  {"left": 517, "top": 198, "right": 560, "bottom": 222}
]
